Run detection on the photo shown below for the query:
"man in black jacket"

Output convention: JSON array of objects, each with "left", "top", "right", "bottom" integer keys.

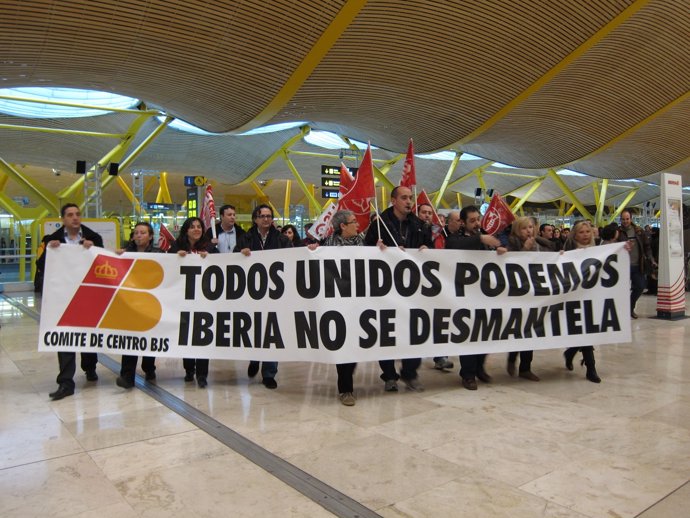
[
  {"left": 205, "top": 204, "right": 246, "bottom": 253},
  {"left": 446, "top": 206, "right": 502, "bottom": 390},
  {"left": 36, "top": 203, "right": 104, "bottom": 400},
  {"left": 364, "top": 186, "right": 432, "bottom": 392},
  {"left": 234, "top": 204, "right": 290, "bottom": 389}
]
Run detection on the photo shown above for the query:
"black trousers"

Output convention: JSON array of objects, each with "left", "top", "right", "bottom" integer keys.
[
  {"left": 508, "top": 350, "right": 533, "bottom": 372},
  {"left": 459, "top": 354, "right": 487, "bottom": 380},
  {"left": 379, "top": 358, "right": 421, "bottom": 381},
  {"left": 56, "top": 351, "right": 98, "bottom": 390},
  {"left": 120, "top": 355, "right": 156, "bottom": 383},
  {"left": 336, "top": 363, "right": 357, "bottom": 393},
  {"left": 183, "top": 358, "right": 209, "bottom": 378}
]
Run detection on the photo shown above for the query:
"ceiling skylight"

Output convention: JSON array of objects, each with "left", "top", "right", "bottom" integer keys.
[{"left": 0, "top": 87, "right": 137, "bottom": 118}]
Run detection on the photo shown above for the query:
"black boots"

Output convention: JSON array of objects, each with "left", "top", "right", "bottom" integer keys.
[
  {"left": 581, "top": 347, "right": 601, "bottom": 383},
  {"left": 564, "top": 348, "right": 578, "bottom": 371}
]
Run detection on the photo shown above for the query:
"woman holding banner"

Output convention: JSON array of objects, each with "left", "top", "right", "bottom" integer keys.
[
  {"left": 562, "top": 221, "right": 602, "bottom": 383},
  {"left": 506, "top": 217, "right": 543, "bottom": 381},
  {"left": 115, "top": 222, "right": 160, "bottom": 389},
  {"left": 169, "top": 217, "right": 218, "bottom": 388},
  {"left": 321, "top": 210, "right": 364, "bottom": 406}
]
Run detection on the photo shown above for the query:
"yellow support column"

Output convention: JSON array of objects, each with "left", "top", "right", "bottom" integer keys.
[
  {"left": 605, "top": 188, "right": 639, "bottom": 224},
  {"left": 156, "top": 172, "right": 172, "bottom": 204},
  {"left": 283, "top": 180, "right": 292, "bottom": 226},
  {"left": 0, "top": 158, "right": 60, "bottom": 215},
  {"left": 282, "top": 152, "right": 324, "bottom": 215},
  {"left": 595, "top": 179, "right": 609, "bottom": 226},
  {"left": 250, "top": 181, "right": 281, "bottom": 219},
  {"left": 510, "top": 177, "right": 546, "bottom": 213},
  {"left": 547, "top": 170, "right": 594, "bottom": 221},
  {"left": 432, "top": 153, "right": 461, "bottom": 207}
]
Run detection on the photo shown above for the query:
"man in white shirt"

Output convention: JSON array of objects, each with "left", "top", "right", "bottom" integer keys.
[{"left": 206, "top": 204, "right": 245, "bottom": 253}]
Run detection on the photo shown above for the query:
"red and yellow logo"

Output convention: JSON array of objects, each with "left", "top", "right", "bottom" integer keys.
[{"left": 58, "top": 255, "right": 163, "bottom": 331}]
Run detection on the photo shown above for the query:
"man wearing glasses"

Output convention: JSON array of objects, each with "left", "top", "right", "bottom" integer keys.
[{"left": 235, "top": 204, "right": 291, "bottom": 389}]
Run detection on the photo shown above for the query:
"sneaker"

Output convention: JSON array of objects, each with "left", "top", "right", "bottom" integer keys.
[
  {"left": 339, "top": 392, "right": 356, "bottom": 406},
  {"left": 144, "top": 371, "right": 156, "bottom": 381},
  {"left": 115, "top": 376, "right": 134, "bottom": 389},
  {"left": 184, "top": 370, "right": 195, "bottom": 382},
  {"left": 384, "top": 380, "right": 398, "bottom": 392},
  {"left": 433, "top": 358, "right": 454, "bottom": 370},
  {"left": 197, "top": 376, "right": 208, "bottom": 388},
  {"left": 85, "top": 370, "right": 98, "bottom": 381},
  {"left": 402, "top": 377, "right": 424, "bottom": 392}
]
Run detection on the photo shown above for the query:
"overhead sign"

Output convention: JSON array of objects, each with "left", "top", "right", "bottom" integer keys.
[
  {"left": 142, "top": 203, "right": 178, "bottom": 211},
  {"left": 322, "top": 177, "right": 340, "bottom": 188},
  {"left": 321, "top": 188, "right": 340, "bottom": 199},
  {"left": 184, "top": 176, "right": 207, "bottom": 187},
  {"left": 322, "top": 165, "right": 358, "bottom": 177}
]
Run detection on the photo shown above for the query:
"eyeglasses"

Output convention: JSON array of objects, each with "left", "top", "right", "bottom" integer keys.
[
  {"left": 345, "top": 220, "right": 358, "bottom": 225},
  {"left": 257, "top": 214, "right": 273, "bottom": 219}
]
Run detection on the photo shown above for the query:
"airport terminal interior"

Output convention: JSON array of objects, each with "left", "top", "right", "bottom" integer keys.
[{"left": 1, "top": 1, "right": 689, "bottom": 517}]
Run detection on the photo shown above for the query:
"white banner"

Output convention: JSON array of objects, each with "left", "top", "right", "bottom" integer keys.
[{"left": 38, "top": 243, "right": 631, "bottom": 363}]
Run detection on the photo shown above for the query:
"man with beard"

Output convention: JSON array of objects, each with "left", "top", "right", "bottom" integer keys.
[{"left": 445, "top": 205, "right": 504, "bottom": 390}]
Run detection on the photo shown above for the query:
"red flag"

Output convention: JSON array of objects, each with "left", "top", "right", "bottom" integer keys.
[
  {"left": 199, "top": 185, "right": 217, "bottom": 234},
  {"left": 481, "top": 193, "right": 515, "bottom": 235},
  {"left": 399, "top": 138, "right": 416, "bottom": 188},
  {"left": 416, "top": 190, "right": 445, "bottom": 247},
  {"left": 339, "top": 162, "right": 354, "bottom": 197},
  {"left": 157, "top": 223, "right": 175, "bottom": 252},
  {"left": 338, "top": 143, "right": 375, "bottom": 232}
]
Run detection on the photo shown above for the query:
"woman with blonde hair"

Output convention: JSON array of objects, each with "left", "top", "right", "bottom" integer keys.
[
  {"left": 505, "top": 217, "right": 544, "bottom": 381},
  {"left": 562, "top": 220, "right": 601, "bottom": 383}
]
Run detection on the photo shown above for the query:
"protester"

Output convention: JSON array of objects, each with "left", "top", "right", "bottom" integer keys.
[
  {"left": 446, "top": 206, "right": 503, "bottom": 390},
  {"left": 206, "top": 204, "right": 245, "bottom": 253},
  {"left": 281, "top": 224, "right": 305, "bottom": 247},
  {"left": 37, "top": 203, "right": 103, "bottom": 400},
  {"left": 364, "top": 186, "right": 432, "bottom": 392},
  {"left": 169, "top": 217, "right": 218, "bottom": 388},
  {"left": 322, "top": 210, "right": 364, "bottom": 406},
  {"left": 505, "top": 216, "right": 543, "bottom": 381},
  {"left": 563, "top": 220, "right": 602, "bottom": 383},
  {"left": 115, "top": 222, "right": 159, "bottom": 388},
  {"left": 418, "top": 203, "right": 453, "bottom": 371},
  {"left": 235, "top": 204, "right": 291, "bottom": 389}
]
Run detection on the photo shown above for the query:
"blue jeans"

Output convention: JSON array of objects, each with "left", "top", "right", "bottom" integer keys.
[{"left": 261, "top": 361, "right": 278, "bottom": 379}]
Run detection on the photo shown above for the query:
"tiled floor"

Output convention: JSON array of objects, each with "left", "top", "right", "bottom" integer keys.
[{"left": 1, "top": 292, "right": 688, "bottom": 517}]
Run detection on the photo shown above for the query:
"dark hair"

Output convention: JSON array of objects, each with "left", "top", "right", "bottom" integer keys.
[
  {"left": 251, "top": 204, "right": 273, "bottom": 222},
  {"left": 175, "top": 217, "right": 210, "bottom": 251},
  {"left": 460, "top": 205, "right": 479, "bottom": 222},
  {"left": 281, "top": 224, "right": 302, "bottom": 243},
  {"left": 417, "top": 203, "right": 432, "bottom": 211},
  {"left": 218, "top": 204, "right": 236, "bottom": 217},
  {"left": 620, "top": 208, "right": 633, "bottom": 218},
  {"left": 601, "top": 222, "right": 618, "bottom": 241},
  {"left": 133, "top": 221, "right": 154, "bottom": 240},
  {"left": 539, "top": 223, "right": 553, "bottom": 233},
  {"left": 61, "top": 203, "right": 79, "bottom": 218}
]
